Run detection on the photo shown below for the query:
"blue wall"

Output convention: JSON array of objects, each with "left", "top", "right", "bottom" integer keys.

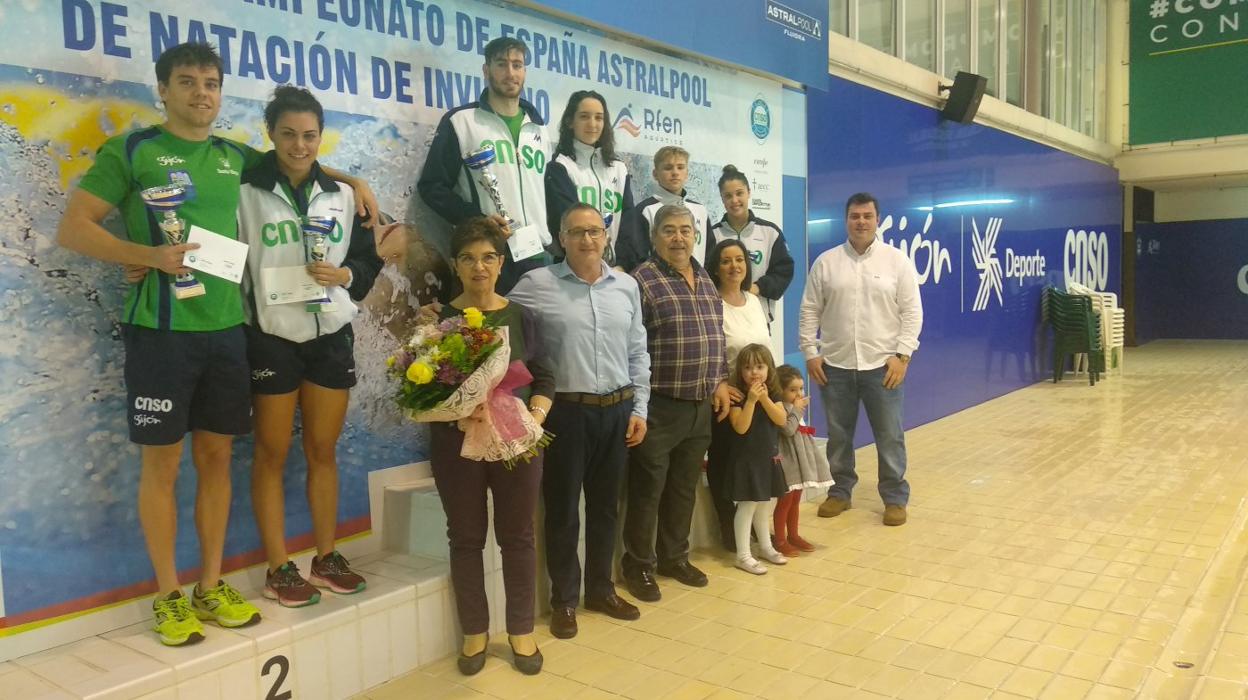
[
  {"left": 803, "top": 78, "right": 1122, "bottom": 444},
  {"left": 1136, "top": 219, "right": 1248, "bottom": 342}
]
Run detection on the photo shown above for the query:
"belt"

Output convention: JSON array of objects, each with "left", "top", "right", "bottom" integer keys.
[{"left": 554, "top": 387, "right": 634, "bottom": 407}]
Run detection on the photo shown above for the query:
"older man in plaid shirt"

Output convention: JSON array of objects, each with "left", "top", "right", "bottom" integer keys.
[{"left": 621, "top": 203, "right": 737, "bottom": 602}]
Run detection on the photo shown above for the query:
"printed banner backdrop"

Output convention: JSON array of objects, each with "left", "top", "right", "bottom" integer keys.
[
  {"left": 1135, "top": 219, "right": 1248, "bottom": 342},
  {"left": 0, "top": 0, "right": 786, "bottom": 641},
  {"left": 1129, "top": 0, "right": 1248, "bottom": 144},
  {"left": 806, "top": 77, "right": 1121, "bottom": 446}
]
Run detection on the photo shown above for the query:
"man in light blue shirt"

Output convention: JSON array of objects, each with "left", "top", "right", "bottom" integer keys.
[{"left": 509, "top": 203, "right": 650, "bottom": 639}]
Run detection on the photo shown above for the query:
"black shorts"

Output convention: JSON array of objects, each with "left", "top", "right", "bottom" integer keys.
[
  {"left": 245, "top": 324, "right": 357, "bottom": 394},
  {"left": 122, "top": 324, "right": 252, "bottom": 445}
]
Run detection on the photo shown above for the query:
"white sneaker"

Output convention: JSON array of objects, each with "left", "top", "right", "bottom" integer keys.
[
  {"left": 759, "top": 549, "right": 789, "bottom": 565},
  {"left": 735, "top": 556, "right": 768, "bottom": 575}
]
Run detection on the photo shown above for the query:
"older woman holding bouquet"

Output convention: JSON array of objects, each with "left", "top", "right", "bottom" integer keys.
[{"left": 429, "top": 217, "right": 555, "bottom": 676}]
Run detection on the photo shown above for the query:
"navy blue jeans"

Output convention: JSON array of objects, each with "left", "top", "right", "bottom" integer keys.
[
  {"left": 542, "top": 398, "right": 631, "bottom": 607},
  {"left": 818, "top": 364, "right": 910, "bottom": 506}
]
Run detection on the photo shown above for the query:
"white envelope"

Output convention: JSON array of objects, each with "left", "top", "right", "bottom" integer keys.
[
  {"left": 183, "top": 225, "right": 249, "bottom": 284},
  {"left": 508, "top": 223, "right": 544, "bottom": 261},
  {"left": 260, "top": 265, "right": 324, "bottom": 305}
]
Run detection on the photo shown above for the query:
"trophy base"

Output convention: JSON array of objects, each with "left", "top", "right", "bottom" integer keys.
[
  {"left": 306, "top": 301, "right": 338, "bottom": 313},
  {"left": 172, "top": 281, "right": 206, "bottom": 300}
]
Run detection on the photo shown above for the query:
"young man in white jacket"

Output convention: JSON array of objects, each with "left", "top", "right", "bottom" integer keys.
[{"left": 418, "top": 37, "right": 553, "bottom": 295}]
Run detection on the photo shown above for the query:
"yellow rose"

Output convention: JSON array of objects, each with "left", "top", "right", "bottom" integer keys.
[
  {"left": 406, "top": 362, "right": 435, "bottom": 385},
  {"left": 463, "top": 307, "right": 484, "bottom": 329}
]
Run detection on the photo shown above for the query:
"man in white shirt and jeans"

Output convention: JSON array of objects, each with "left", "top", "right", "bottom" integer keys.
[{"left": 798, "top": 192, "right": 923, "bottom": 526}]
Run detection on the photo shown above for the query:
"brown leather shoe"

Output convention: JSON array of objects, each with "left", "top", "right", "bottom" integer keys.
[
  {"left": 585, "top": 592, "right": 640, "bottom": 621},
  {"left": 549, "top": 606, "right": 577, "bottom": 639},
  {"left": 818, "top": 497, "right": 851, "bottom": 518},
  {"left": 883, "top": 504, "right": 907, "bottom": 526}
]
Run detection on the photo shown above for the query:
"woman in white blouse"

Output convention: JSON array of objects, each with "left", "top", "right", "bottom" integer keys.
[
  {"left": 706, "top": 238, "right": 773, "bottom": 548},
  {"left": 709, "top": 239, "right": 771, "bottom": 364}
]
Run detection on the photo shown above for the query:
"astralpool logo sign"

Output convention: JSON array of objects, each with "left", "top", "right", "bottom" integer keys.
[
  {"left": 750, "top": 98, "right": 771, "bottom": 141},
  {"left": 765, "top": 0, "right": 824, "bottom": 41}
]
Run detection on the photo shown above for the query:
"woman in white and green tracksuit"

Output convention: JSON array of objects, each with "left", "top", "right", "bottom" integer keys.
[
  {"left": 545, "top": 90, "right": 634, "bottom": 265},
  {"left": 237, "top": 86, "right": 383, "bottom": 608}
]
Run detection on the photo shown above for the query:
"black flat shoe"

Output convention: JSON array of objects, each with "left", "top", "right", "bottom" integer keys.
[
  {"left": 510, "top": 639, "right": 543, "bottom": 675},
  {"left": 622, "top": 568, "right": 661, "bottom": 602},
  {"left": 457, "top": 637, "right": 488, "bottom": 676},
  {"left": 657, "top": 560, "right": 708, "bottom": 588}
]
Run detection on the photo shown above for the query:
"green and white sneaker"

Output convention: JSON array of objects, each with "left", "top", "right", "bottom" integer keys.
[
  {"left": 192, "top": 580, "right": 262, "bottom": 628},
  {"left": 153, "top": 590, "right": 205, "bottom": 646}
]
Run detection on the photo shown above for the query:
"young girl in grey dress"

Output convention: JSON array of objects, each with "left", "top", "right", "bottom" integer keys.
[{"left": 772, "top": 365, "right": 834, "bottom": 556}]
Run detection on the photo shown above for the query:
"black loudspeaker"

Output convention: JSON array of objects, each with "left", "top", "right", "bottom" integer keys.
[{"left": 940, "top": 72, "right": 988, "bottom": 124}]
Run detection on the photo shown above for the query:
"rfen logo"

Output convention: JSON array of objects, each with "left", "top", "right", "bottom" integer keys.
[{"left": 613, "top": 108, "right": 641, "bottom": 137}]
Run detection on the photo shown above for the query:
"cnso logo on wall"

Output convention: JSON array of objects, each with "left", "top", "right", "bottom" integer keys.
[
  {"left": 750, "top": 97, "right": 771, "bottom": 141},
  {"left": 1063, "top": 228, "right": 1110, "bottom": 291},
  {"left": 1238, "top": 263, "right": 1248, "bottom": 295}
]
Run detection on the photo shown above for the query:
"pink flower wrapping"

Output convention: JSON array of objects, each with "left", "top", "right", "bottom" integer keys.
[{"left": 402, "top": 328, "right": 550, "bottom": 466}]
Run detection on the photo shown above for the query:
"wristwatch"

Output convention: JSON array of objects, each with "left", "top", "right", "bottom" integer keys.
[{"left": 895, "top": 353, "right": 910, "bottom": 364}]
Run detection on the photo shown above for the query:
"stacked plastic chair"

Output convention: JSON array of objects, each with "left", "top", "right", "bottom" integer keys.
[
  {"left": 1067, "top": 280, "right": 1125, "bottom": 374},
  {"left": 1042, "top": 286, "right": 1103, "bottom": 385}
]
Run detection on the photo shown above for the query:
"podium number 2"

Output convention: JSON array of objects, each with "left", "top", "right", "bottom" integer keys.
[{"left": 262, "top": 655, "right": 292, "bottom": 700}]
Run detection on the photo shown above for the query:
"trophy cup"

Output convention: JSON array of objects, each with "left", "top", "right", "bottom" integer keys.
[
  {"left": 463, "top": 145, "right": 518, "bottom": 231},
  {"left": 602, "top": 212, "right": 615, "bottom": 266},
  {"left": 302, "top": 215, "right": 338, "bottom": 313},
  {"left": 139, "top": 185, "right": 205, "bottom": 300}
]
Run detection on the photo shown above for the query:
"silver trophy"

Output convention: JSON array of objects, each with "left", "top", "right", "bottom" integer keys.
[
  {"left": 302, "top": 215, "right": 338, "bottom": 313},
  {"left": 139, "top": 185, "right": 205, "bottom": 300},
  {"left": 463, "top": 145, "right": 518, "bottom": 231},
  {"left": 602, "top": 212, "right": 615, "bottom": 266}
]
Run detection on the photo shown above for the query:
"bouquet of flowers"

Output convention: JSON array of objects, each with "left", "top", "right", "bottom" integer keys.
[{"left": 387, "top": 307, "right": 550, "bottom": 466}]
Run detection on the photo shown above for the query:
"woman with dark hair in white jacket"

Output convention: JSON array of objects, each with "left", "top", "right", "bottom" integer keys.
[
  {"left": 237, "top": 86, "right": 383, "bottom": 609},
  {"left": 545, "top": 90, "right": 634, "bottom": 265}
]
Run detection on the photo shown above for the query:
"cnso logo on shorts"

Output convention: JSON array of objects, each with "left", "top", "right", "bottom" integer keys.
[{"left": 134, "top": 396, "right": 173, "bottom": 412}]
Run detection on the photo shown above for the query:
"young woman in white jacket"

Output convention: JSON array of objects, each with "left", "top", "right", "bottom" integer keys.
[
  {"left": 545, "top": 90, "right": 634, "bottom": 265},
  {"left": 237, "top": 86, "right": 383, "bottom": 608}
]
